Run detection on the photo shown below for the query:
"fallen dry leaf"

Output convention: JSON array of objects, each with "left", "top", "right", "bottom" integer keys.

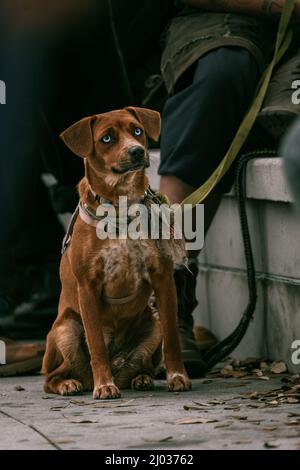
[
  {"left": 287, "top": 397, "right": 299, "bottom": 404},
  {"left": 70, "top": 419, "right": 96, "bottom": 424},
  {"left": 232, "top": 370, "right": 249, "bottom": 378},
  {"left": 94, "top": 399, "right": 136, "bottom": 409},
  {"left": 243, "top": 391, "right": 259, "bottom": 400},
  {"left": 224, "top": 404, "right": 242, "bottom": 410},
  {"left": 221, "top": 366, "right": 248, "bottom": 379},
  {"left": 208, "top": 399, "right": 225, "bottom": 405},
  {"left": 69, "top": 399, "right": 90, "bottom": 405},
  {"left": 271, "top": 361, "right": 287, "bottom": 374},
  {"left": 183, "top": 405, "right": 209, "bottom": 411},
  {"left": 285, "top": 419, "right": 300, "bottom": 426},
  {"left": 54, "top": 438, "right": 75, "bottom": 444},
  {"left": 193, "top": 401, "right": 211, "bottom": 407},
  {"left": 233, "top": 440, "right": 252, "bottom": 445},
  {"left": 111, "top": 410, "right": 137, "bottom": 415},
  {"left": 221, "top": 364, "right": 234, "bottom": 377},
  {"left": 264, "top": 441, "right": 280, "bottom": 448},
  {"left": 175, "top": 417, "right": 218, "bottom": 425},
  {"left": 267, "top": 400, "right": 279, "bottom": 406},
  {"left": 214, "top": 423, "right": 232, "bottom": 428},
  {"left": 142, "top": 436, "right": 173, "bottom": 443},
  {"left": 228, "top": 415, "right": 248, "bottom": 421},
  {"left": 62, "top": 414, "right": 97, "bottom": 424},
  {"left": 50, "top": 405, "right": 69, "bottom": 411}
]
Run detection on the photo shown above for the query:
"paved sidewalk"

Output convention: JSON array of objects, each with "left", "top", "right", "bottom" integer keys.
[{"left": 0, "top": 374, "right": 300, "bottom": 450}]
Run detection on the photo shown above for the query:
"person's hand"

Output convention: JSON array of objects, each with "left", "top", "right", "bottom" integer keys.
[{"left": 183, "top": 0, "right": 300, "bottom": 24}]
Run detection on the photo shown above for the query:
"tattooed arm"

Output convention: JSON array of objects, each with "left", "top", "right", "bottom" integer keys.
[{"left": 183, "top": 0, "right": 300, "bottom": 22}]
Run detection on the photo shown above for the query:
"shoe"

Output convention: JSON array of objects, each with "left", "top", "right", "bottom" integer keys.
[
  {"left": 1, "top": 291, "right": 58, "bottom": 339},
  {"left": 257, "top": 53, "right": 300, "bottom": 142},
  {"left": 0, "top": 337, "right": 45, "bottom": 377},
  {"left": 0, "top": 261, "right": 60, "bottom": 340}
]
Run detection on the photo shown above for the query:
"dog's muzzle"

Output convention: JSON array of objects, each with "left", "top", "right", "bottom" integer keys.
[{"left": 112, "top": 146, "right": 150, "bottom": 174}]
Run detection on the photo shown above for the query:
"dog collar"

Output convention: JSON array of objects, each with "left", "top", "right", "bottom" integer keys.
[
  {"left": 61, "top": 189, "right": 150, "bottom": 254},
  {"left": 89, "top": 185, "right": 149, "bottom": 206},
  {"left": 61, "top": 187, "right": 175, "bottom": 254}
]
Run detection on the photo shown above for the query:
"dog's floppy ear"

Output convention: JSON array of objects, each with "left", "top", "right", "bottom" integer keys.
[
  {"left": 125, "top": 106, "right": 161, "bottom": 142},
  {"left": 60, "top": 115, "right": 95, "bottom": 158}
]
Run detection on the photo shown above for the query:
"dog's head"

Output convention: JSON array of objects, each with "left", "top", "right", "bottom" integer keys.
[{"left": 60, "top": 107, "right": 160, "bottom": 178}]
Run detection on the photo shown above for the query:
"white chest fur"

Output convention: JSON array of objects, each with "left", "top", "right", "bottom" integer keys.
[{"left": 99, "top": 239, "right": 157, "bottom": 286}]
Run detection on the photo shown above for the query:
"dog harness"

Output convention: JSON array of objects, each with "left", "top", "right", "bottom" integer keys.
[
  {"left": 61, "top": 186, "right": 186, "bottom": 304},
  {"left": 61, "top": 189, "right": 147, "bottom": 305},
  {"left": 61, "top": 187, "right": 151, "bottom": 255}
]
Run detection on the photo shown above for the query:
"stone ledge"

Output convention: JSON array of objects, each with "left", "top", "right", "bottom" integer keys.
[
  {"left": 228, "top": 157, "right": 293, "bottom": 203},
  {"left": 148, "top": 151, "right": 294, "bottom": 204}
]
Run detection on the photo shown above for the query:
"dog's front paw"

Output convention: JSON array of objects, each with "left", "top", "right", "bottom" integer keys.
[
  {"left": 167, "top": 373, "right": 191, "bottom": 392},
  {"left": 93, "top": 383, "right": 121, "bottom": 400}
]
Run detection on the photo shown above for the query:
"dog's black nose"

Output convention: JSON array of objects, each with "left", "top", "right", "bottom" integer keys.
[{"left": 128, "top": 146, "right": 145, "bottom": 161}]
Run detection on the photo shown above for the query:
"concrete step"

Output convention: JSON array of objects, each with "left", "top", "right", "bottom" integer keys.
[{"left": 148, "top": 152, "right": 300, "bottom": 373}]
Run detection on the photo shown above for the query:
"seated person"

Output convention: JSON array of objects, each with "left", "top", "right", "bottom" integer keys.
[{"left": 158, "top": 0, "right": 300, "bottom": 370}]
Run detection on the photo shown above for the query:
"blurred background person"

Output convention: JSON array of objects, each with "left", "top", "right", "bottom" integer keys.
[{"left": 0, "top": 0, "right": 174, "bottom": 340}]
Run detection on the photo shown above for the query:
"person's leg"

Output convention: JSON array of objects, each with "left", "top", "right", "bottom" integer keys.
[
  {"left": 0, "top": 3, "right": 119, "bottom": 332},
  {"left": 0, "top": 29, "right": 63, "bottom": 322},
  {"left": 159, "top": 47, "right": 261, "bottom": 370},
  {"left": 111, "top": 0, "right": 174, "bottom": 106}
]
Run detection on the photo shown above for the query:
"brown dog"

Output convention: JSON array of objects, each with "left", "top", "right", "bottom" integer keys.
[{"left": 42, "top": 107, "right": 191, "bottom": 399}]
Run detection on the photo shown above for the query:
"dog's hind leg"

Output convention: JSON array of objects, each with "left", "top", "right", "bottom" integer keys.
[
  {"left": 42, "top": 316, "right": 92, "bottom": 395},
  {"left": 130, "top": 339, "right": 163, "bottom": 391},
  {"left": 114, "top": 312, "right": 162, "bottom": 390},
  {"left": 131, "top": 371, "right": 155, "bottom": 391}
]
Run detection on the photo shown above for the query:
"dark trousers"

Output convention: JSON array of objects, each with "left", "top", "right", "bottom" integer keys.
[{"left": 158, "top": 47, "right": 262, "bottom": 192}]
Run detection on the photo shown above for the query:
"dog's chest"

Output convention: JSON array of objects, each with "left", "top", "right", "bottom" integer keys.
[{"left": 100, "top": 239, "right": 156, "bottom": 284}]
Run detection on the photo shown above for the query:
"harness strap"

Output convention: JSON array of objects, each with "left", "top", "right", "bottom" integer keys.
[
  {"left": 61, "top": 203, "right": 80, "bottom": 254},
  {"left": 61, "top": 201, "right": 102, "bottom": 254},
  {"left": 79, "top": 203, "right": 101, "bottom": 227},
  {"left": 102, "top": 287, "right": 144, "bottom": 305}
]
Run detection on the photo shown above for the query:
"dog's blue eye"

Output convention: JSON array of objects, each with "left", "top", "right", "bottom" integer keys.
[
  {"left": 134, "top": 128, "right": 143, "bottom": 137},
  {"left": 101, "top": 134, "right": 112, "bottom": 144}
]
